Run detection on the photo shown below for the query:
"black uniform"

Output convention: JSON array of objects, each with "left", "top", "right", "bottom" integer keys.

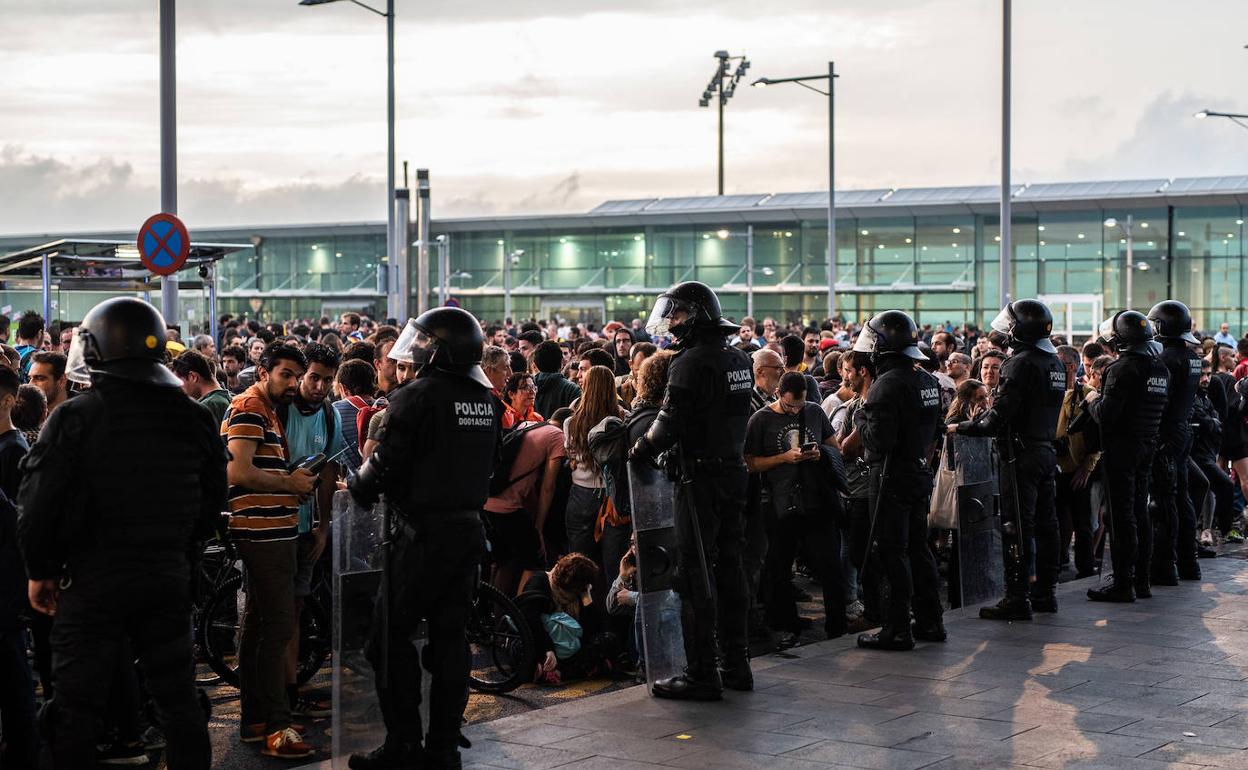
[
  {"left": 1191, "top": 384, "right": 1232, "bottom": 537},
  {"left": 640, "top": 331, "right": 754, "bottom": 680},
  {"left": 1151, "top": 341, "right": 1202, "bottom": 579},
  {"left": 858, "top": 358, "right": 944, "bottom": 633},
  {"left": 1088, "top": 353, "right": 1169, "bottom": 590},
  {"left": 17, "top": 378, "right": 226, "bottom": 770},
  {"left": 359, "top": 369, "right": 499, "bottom": 755},
  {"left": 956, "top": 344, "right": 1066, "bottom": 602}
]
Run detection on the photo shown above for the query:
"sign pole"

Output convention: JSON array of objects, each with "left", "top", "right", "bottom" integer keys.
[{"left": 159, "top": 0, "right": 179, "bottom": 325}]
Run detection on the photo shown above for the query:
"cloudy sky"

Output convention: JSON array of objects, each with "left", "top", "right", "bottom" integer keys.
[{"left": 2, "top": 0, "right": 1246, "bottom": 235}]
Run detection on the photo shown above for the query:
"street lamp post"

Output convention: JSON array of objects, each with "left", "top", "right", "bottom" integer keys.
[
  {"left": 1105, "top": 215, "right": 1134, "bottom": 309},
  {"left": 503, "top": 249, "right": 523, "bottom": 322},
  {"left": 752, "top": 62, "right": 839, "bottom": 321},
  {"left": 159, "top": 0, "right": 178, "bottom": 325},
  {"left": 300, "top": 0, "right": 397, "bottom": 317}
]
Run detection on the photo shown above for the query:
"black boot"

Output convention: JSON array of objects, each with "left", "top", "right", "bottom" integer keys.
[
  {"left": 1151, "top": 563, "right": 1179, "bottom": 586},
  {"left": 911, "top": 617, "right": 947, "bottom": 642},
  {"left": 653, "top": 668, "right": 724, "bottom": 701},
  {"left": 1030, "top": 591, "right": 1058, "bottom": 613},
  {"left": 1177, "top": 562, "right": 1202, "bottom": 581},
  {"left": 857, "top": 624, "right": 915, "bottom": 651},
  {"left": 719, "top": 658, "right": 753, "bottom": 692},
  {"left": 422, "top": 747, "right": 462, "bottom": 770},
  {"left": 979, "top": 596, "right": 1032, "bottom": 621},
  {"left": 349, "top": 742, "right": 422, "bottom": 770},
  {"left": 1134, "top": 575, "right": 1153, "bottom": 599},
  {"left": 1087, "top": 583, "right": 1135, "bottom": 603}
]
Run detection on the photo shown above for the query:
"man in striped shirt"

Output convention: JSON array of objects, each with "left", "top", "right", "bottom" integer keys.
[{"left": 223, "top": 343, "right": 317, "bottom": 760}]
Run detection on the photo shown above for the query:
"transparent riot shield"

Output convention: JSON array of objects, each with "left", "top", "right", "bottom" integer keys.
[
  {"left": 628, "top": 461, "right": 687, "bottom": 693},
  {"left": 332, "top": 490, "right": 386, "bottom": 767},
  {"left": 953, "top": 436, "right": 1005, "bottom": 612}
]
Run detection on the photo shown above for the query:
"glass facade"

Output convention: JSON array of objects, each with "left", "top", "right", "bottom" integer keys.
[{"left": 2, "top": 181, "right": 1247, "bottom": 333}]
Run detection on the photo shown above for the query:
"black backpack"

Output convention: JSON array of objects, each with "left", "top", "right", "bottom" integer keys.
[{"left": 489, "top": 421, "right": 548, "bottom": 496}]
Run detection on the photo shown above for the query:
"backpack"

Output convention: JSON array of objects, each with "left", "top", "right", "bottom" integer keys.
[
  {"left": 355, "top": 397, "right": 387, "bottom": 453},
  {"left": 15, "top": 344, "right": 36, "bottom": 381},
  {"left": 488, "top": 421, "right": 548, "bottom": 496}
]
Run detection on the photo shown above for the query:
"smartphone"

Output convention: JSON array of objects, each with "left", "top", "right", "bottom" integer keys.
[
  {"left": 291, "top": 453, "right": 328, "bottom": 475},
  {"left": 801, "top": 441, "right": 818, "bottom": 452}
]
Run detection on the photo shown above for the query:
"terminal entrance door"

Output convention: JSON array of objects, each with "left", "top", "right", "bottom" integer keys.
[
  {"left": 540, "top": 298, "right": 605, "bottom": 326},
  {"left": 1037, "top": 293, "right": 1103, "bottom": 343}
]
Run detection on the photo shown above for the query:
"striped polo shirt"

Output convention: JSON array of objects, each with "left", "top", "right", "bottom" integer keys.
[{"left": 222, "top": 384, "right": 299, "bottom": 542}]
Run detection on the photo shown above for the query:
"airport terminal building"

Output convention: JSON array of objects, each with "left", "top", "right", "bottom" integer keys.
[{"left": 3, "top": 175, "right": 1248, "bottom": 336}]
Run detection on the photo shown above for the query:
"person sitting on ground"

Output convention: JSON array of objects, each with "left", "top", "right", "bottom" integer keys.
[{"left": 520, "top": 553, "right": 623, "bottom": 685}]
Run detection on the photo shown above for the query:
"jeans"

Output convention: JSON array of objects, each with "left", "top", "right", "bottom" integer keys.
[
  {"left": 236, "top": 539, "right": 297, "bottom": 732},
  {"left": 565, "top": 484, "right": 631, "bottom": 591}
]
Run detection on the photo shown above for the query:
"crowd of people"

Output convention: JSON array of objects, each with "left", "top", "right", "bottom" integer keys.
[{"left": 2, "top": 290, "right": 1248, "bottom": 769}]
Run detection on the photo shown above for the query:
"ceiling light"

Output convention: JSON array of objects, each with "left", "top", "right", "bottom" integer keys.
[
  {"left": 1038, "top": 225, "right": 1046, "bottom": 231},
  {"left": 1039, "top": 240, "right": 1046, "bottom": 246},
  {"left": 1238, "top": 219, "right": 1245, "bottom": 225},
  {"left": 952, "top": 227, "right": 961, "bottom": 234},
  {"left": 1178, "top": 231, "right": 1186, "bottom": 236},
  {"left": 861, "top": 229, "right": 869, "bottom": 236},
  {"left": 904, "top": 237, "right": 912, "bottom": 243},
  {"left": 717, "top": 229, "right": 730, "bottom": 239},
  {"left": 1077, "top": 233, "right": 1085, "bottom": 239},
  {"left": 633, "top": 235, "right": 642, "bottom": 241},
  {"left": 993, "top": 235, "right": 1001, "bottom": 242},
  {"left": 496, "top": 239, "right": 505, "bottom": 246}
]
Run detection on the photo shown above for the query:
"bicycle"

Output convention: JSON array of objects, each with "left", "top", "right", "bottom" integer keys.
[{"left": 190, "top": 539, "right": 242, "bottom": 686}]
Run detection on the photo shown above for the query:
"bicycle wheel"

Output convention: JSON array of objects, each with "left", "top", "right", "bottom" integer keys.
[
  {"left": 296, "top": 594, "right": 331, "bottom": 687},
  {"left": 468, "top": 581, "right": 535, "bottom": 694},
  {"left": 199, "top": 572, "right": 244, "bottom": 688}
]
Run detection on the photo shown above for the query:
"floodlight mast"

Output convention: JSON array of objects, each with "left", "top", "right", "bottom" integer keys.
[{"left": 699, "top": 50, "right": 750, "bottom": 195}]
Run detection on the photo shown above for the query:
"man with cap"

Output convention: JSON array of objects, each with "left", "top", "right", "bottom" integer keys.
[
  {"left": 853, "top": 310, "right": 946, "bottom": 651},
  {"left": 348, "top": 307, "right": 500, "bottom": 770},
  {"left": 1085, "top": 311, "right": 1170, "bottom": 602},
  {"left": 630, "top": 281, "right": 755, "bottom": 699},
  {"left": 17, "top": 297, "right": 227, "bottom": 769},
  {"left": 949, "top": 299, "right": 1066, "bottom": 619},
  {"left": 1147, "top": 300, "right": 1203, "bottom": 583}
]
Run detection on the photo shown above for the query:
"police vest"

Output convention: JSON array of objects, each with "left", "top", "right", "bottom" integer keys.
[{"left": 1158, "top": 342, "right": 1201, "bottom": 443}]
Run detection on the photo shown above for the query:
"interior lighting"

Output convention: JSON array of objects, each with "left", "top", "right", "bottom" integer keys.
[
  {"left": 904, "top": 237, "right": 912, "bottom": 243},
  {"left": 1140, "top": 222, "right": 1149, "bottom": 228},
  {"left": 496, "top": 239, "right": 504, "bottom": 245},
  {"left": 1077, "top": 233, "right": 1085, "bottom": 239},
  {"left": 559, "top": 237, "right": 568, "bottom": 243},
  {"left": 1238, "top": 219, "right": 1245, "bottom": 225},
  {"left": 1038, "top": 225, "right": 1046, "bottom": 231},
  {"left": 717, "top": 229, "right": 730, "bottom": 239},
  {"left": 861, "top": 229, "right": 869, "bottom": 236},
  {"left": 952, "top": 227, "right": 961, "bottom": 234},
  {"left": 633, "top": 235, "right": 642, "bottom": 241}
]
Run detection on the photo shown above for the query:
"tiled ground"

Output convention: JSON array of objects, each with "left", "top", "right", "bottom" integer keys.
[{"left": 446, "top": 555, "right": 1248, "bottom": 770}]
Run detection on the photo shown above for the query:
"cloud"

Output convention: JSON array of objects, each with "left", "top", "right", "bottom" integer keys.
[{"left": 1061, "top": 92, "right": 1248, "bottom": 180}]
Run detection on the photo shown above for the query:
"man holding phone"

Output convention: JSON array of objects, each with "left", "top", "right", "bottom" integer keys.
[
  {"left": 223, "top": 343, "right": 318, "bottom": 759},
  {"left": 744, "top": 371, "right": 846, "bottom": 641}
]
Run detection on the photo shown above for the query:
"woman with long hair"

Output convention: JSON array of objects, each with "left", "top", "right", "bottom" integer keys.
[
  {"left": 563, "top": 365, "right": 629, "bottom": 587},
  {"left": 946, "top": 378, "right": 989, "bottom": 425}
]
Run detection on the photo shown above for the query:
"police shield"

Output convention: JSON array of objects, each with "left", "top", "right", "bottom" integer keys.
[
  {"left": 952, "top": 435, "right": 1005, "bottom": 612},
  {"left": 331, "top": 490, "right": 386, "bottom": 766},
  {"left": 628, "top": 460, "right": 687, "bottom": 693}
]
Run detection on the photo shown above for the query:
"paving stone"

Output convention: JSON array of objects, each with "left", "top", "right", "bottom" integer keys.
[
  {"left": 546, "top": 731, "right": 705, "bottom": 764},
  {"left": 466, "top": 721, "right": 593, "bottom": 747},
  {"left": 1060, "top": 681, "right": 1206, "bottom": 706},
  {"left": 979, "top": 705, "right": 1140, "bottom": 733},
  {"left": 1143, "top": 742, "right": 1248, "bottom": 768},
  {"left": 1004, "top": 724, "right": 1170, "bottom": 765},
  {"left": 1111, "top": 718, "right": 1248, "bottom": 750},
  {"left": 1086, "top": 698, "right": 1241, "bottom": 726},
  {"left": 855, "top": 674, "right": 993, "bottom": 699},
  {"left": 963, "top": 685, "right": 1115, "bottom": 711},
  {"left": 784, "top": 739, "right": 950, "bottom": 770},
  {"left": 666, "top": 746, "right": 843, "bottom": 770},
  {"left": 463, "top": 739, "right": 593, "bottom": 770},
  {"left": 553, "top": 757, "right": 670, "bottom": 770},
  {"left": 658, "top": 724, "right": 821, "bottom": 756},
  {"left": 1154, "top": 675, "right": 1248, "bottom": 698},
  {"left": 869, "top": 692, "right": 1005, "bottom": 719}
]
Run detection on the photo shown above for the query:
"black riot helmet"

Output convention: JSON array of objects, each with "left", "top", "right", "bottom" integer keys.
[
  {"left": 66, "top": 296, "right": 181, "bottom": 387},
  {"left": 852, "top": 310, "right": 925, "bottom": 361},
  {"left": 1098, "top": 310, "right": 1160, "bottom": 356},
  {"left": 405, "top": 306, "right": 491, "bottom": 389},
  {"left": 645, "top": 280, "right": 738, "bottom": 342},
  {"left": 1147, "top": 300, "right": 1199, "bottom": 344},
  {"left": 990, "top": 298, "right": 1056, "bottom": 354}
]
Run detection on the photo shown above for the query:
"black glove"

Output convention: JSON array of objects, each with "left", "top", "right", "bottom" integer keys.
[
  {"left": 628, "top": 435, "right": 655, "bottom": 466},
  {"left": 348, "top": 446, "right": 388, "bottom": 508}
]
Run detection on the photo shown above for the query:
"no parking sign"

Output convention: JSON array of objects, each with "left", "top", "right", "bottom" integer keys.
[{"left": 137, "top": 212, "right": 190, "bottom": 276}]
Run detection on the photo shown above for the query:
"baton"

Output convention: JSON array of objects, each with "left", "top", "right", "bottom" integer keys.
[{"left": 859, "top": 453, "right": 891, "bottom": 585}]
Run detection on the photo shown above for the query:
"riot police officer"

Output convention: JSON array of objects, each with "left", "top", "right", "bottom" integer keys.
[
  {"left": 854, "top": 310, "right": 945, "bottom": 651},
  {"left": 17, "top": 297, "right": 226, "bottom": 769},
  {"left": 1147, "top": 300, "right": 1203, "bottom": 584},
  {"left": 630, "top": 281, "right": 754, "bottom": 700},
  {"left": 348, "top": 308, "right": 499, "bottom": 770},
  {"left": 951, "top": 299, "right": 1065, "bottom": 619},
  {"left": 1087, "top": 311, "right": 1169, "bottom": 602}
]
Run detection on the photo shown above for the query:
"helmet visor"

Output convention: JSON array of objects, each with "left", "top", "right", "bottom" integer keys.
[
  {"left": 852, "top": 324, "right": 878, "bottom": 353},
  {"left": 389, "top": 319, "right": 429, "bottom": 364},
  {"left": 644, "top": 296, "right": 690, "bottom": 338},
  {"left": 990, "top": 306, "right": 1014, "bottom": 336},
  {"left": 65, "top": 326, "right": 92, "bottom": 385},
  {"left": 1098, "top": 316, "right": 1117, "bottom": 345}
]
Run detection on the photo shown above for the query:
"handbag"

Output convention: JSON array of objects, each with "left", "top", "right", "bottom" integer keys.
[{"left": 928, "top": 435, "right": 958, "bottom": 529}]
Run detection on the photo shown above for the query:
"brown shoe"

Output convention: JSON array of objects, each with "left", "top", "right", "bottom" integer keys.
[
  {"left": 261, "top": 727, "right": 314, "bottom": 759},
  {"left": 846, "top": 614, "right": 878, "bottom": 634}
]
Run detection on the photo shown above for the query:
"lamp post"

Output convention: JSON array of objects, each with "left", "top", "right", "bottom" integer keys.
[
  {"left": 1105, "top": 215, "right": 1135, "bottom": 309},
  {"left": 1000, "top": 0, "right": 1012, "bottom": 308},
  {"left": 503, "top": 249, "right": 523, "bottom": 323},
  {"left": 752, "top": 62, "right": 838, "bottom": 321},
  {"left": 714, "top": 227, "right": 759, "bottom": 316},
  {"left": 435, "top": 234, "right": 449, "bottom": 306},
  {"left": 1194, "top": 109, "right": 1248, "bottom": 130},
  {"left": 698, "top": 51, "right": 750, "bottom": 195},
  {"left": 159, "top": 0, "right": 178, "bottom": 324},
  {"left": 299, "top": 0, "right": 397, "bottom": 317}
]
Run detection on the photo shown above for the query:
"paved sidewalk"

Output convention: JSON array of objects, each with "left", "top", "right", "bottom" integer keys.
[{"left": 447, "top": 555, "right": 1248, "bottom": 770}]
